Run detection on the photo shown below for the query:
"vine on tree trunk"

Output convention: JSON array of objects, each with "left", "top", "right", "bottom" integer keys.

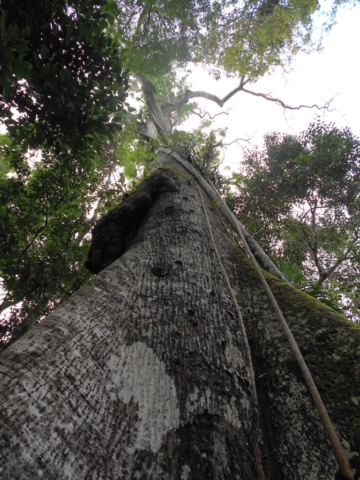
[{"left": 197, "top": 184, "right": 266, "bottom": 480}]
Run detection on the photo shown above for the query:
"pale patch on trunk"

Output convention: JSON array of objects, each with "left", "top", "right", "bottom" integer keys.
[{"left": 106, "top": 341, "right": 179, "bottom": 453}]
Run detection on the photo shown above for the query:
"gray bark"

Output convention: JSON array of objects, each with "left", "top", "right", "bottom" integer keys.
[
  {"left": 0, "top": 168, "right": 359, "bottom": 479},
  {"left": 157, "top": 147, "right": 289, "bottom": 283}
]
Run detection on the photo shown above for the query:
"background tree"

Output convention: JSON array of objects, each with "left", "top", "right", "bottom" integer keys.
[{"left": 227, "top": 120, "right": 360, "bottom": 320}]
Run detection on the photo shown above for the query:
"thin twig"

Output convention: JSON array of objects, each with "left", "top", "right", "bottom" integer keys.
[
  {"left": 221, "top": 136, "right": 254, "bottom": 147},
  {"left": 242, "top": 88, "right": 335, "bottom": 112},
  {"left": 193, "top": 107, "right": 234, "bottom": 120}
]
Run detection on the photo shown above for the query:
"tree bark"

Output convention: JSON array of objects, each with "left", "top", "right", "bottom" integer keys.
[{"left": 0, "top": 167, "right": 359, "bottom": 479}]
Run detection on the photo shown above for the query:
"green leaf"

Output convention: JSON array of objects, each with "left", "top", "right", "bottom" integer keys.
[
  {"left": 14, "top": 42, "right": 29, "bottom": 56},
  {"left": 40, "top": 63, "right": 51, "bottom": 78},
  {"left": 40, "top": 44, "right": 49, "bottom": 60},
  {"left": 33, "top": 51, "right": 41, "bottom": 69},
  {"left": 51, "top": 64, "right": 58, "bottom": 77},
  {"left": 52, "top": 23, "right": 59, "bottom": 36},
  {"left": 65, "top": 25, "right": 74, "bottom": 47},
  {"left": 14, "top": 55, "right": 24, "bottom": 67},
  {"left": 20, "top": 25, "right": 31, "bottom": 40},
  {"left": 2, "top": 46, "right": 13, "bottom": 61},
  {"left": 22, "top": 61, "right": 33, "bottom": 76},
  {"left": 10, "top": 24, "right": 20, "bottom": 42}
]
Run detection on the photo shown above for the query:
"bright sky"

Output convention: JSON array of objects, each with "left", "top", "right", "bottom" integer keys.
[{"left": 184, "top": 3, "right": 360, "bottom": 172}]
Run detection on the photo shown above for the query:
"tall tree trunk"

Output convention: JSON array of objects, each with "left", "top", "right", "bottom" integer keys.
[{"left": 0, "top": 167, "right": 359, "bottom": 479}]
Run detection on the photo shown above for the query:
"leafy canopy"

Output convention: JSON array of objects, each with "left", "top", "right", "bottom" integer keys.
[
  {"left": 0, "top": 128, "right": 156, "bottom": 351},
  {"left": 0, "top": 0, "right": 131, "bottom": 348},
  {"left": 111, "top": 0, "right": 328, "bottom": 82},
  {"left": 0, "top": 0, "right": 128, "bottom": 153},
  {"left": 228, "top": 120, "right": 360, "bottom": 319}
]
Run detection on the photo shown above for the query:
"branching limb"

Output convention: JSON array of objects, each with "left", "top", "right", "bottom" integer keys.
[
  {"left": 178, "top": 83, "right": 244, "bottom": 108},
  {"left": 242, "top": 88, "right": 335, "bottom": 112},
  {"left": 220, "top": 136, "right": 254, "bottom": 147},
  {"left": 18, "top": 204, "right": 48, "bottom": 262},
  {"left": 174, "top": 77, "right": 332, "bottom": 114},
  {"left": 132, "top": 73, "right": 333, "bottom": 144},
  {"left": 193, "top": 107, "right": 234, "bottom": 120},
  {"left": 121, "top": 109, "right": 158, "bottom": 140},
  {"left": 215, "top": 136, "right": 254, "bottom": 157},
  {"left": 320, "top": 244, "right": 356, "bottom": 284},
  {"left": 299, "top": 222, "right": 326, "bottom": 281},
  {"left": 299, "top": 204, "right": 313, "bottom": 224},
  {"left": 321, "top": 256, "right": 347, "bottom": 284}
]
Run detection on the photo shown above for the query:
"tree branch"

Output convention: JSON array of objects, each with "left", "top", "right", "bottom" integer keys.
[
  {"left": 220, "top": 136, "right": 253, "bottom": 147},
  {"left": 193, "top": 107, "right": 234, "bottom": 120},
  {"left": 299, "top": 218, "right": 328, "bottom": 283},
  {"left": 18, "top": 222, "right": 47, "bottom": 262},
  {"left": 242, "top": 88, "right": 334, "bottom": 112},
  {"left": 320, "top": 245, "right": 356, "bottom": 284},
  {"left": 180, "top": 83, "right": 244, "bottom": 108},
  {"left": 174, "top": 78, "right": 332, "bottom": 116}
]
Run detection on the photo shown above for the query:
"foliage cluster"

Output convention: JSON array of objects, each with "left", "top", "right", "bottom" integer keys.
[
  {"left": 202, "top": 0, "right": 319, "bottom": 79},
  {"left": 0, "top": 0, "right": 132, "bottom": 348},
  {"left": 111, "top": 0, "right": 210, "bottom": 75},
  {"left": 227, "top": 120, "right": 360, "bottom": 319},
  {"left": 0, "top": 0, "right": 128, "bottom": 154},
  {"left": 112, "top": 0, "right": 327, "bottom": 84}
]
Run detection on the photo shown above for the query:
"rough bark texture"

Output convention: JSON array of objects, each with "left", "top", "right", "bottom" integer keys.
[{"left": 0, "top": 168, "right": 359, "bottom": 479}]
